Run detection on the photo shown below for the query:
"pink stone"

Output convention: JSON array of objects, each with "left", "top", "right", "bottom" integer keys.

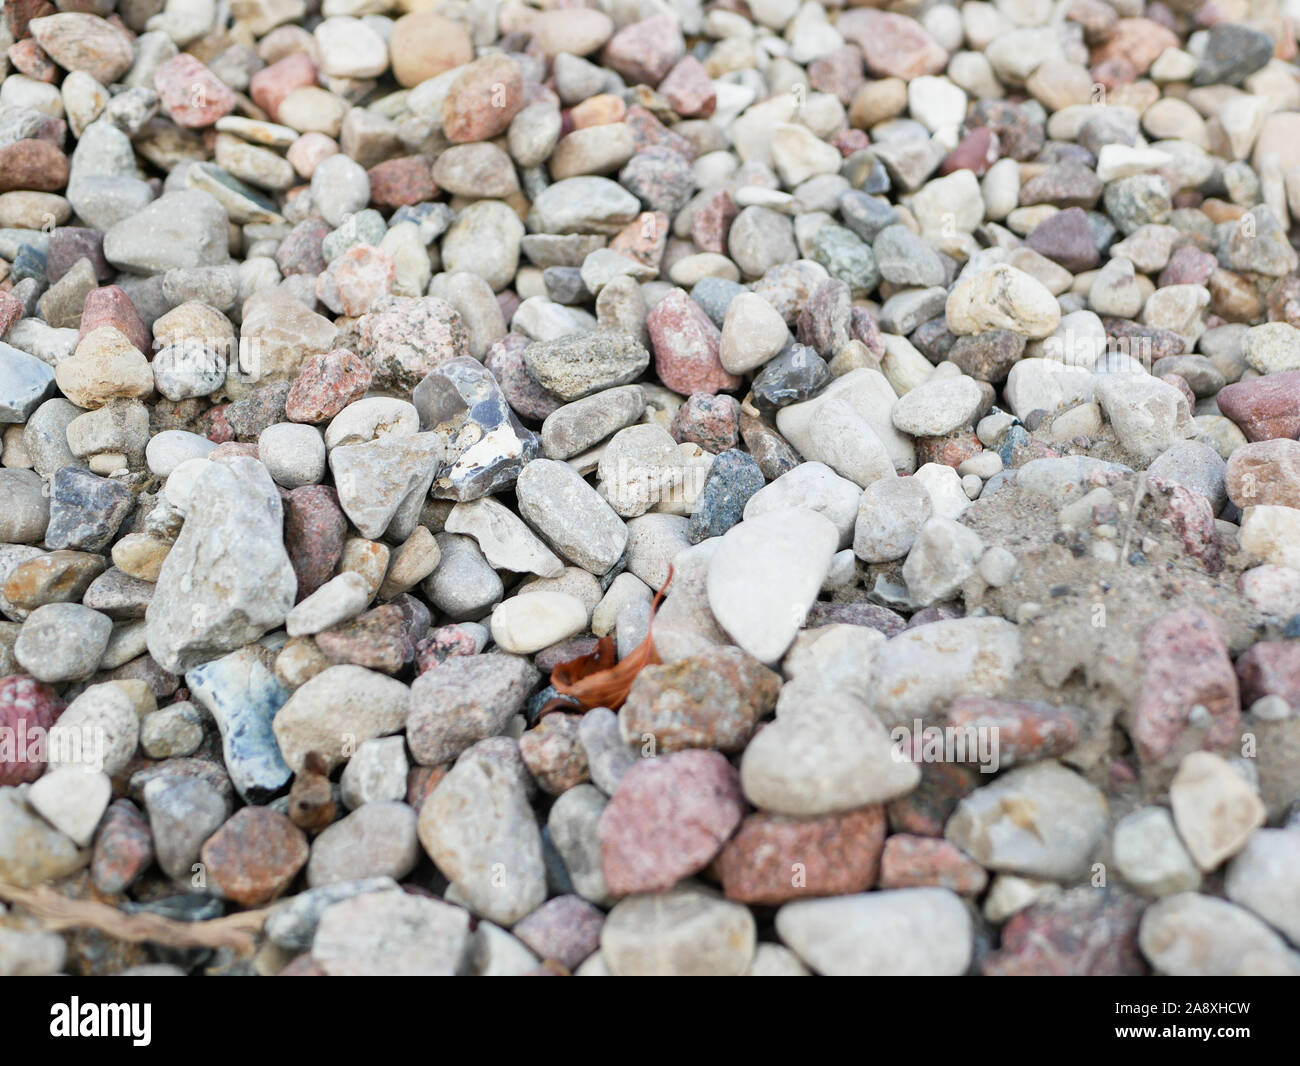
[
  {"left": 286, "top": 131, "right": 337, "bottom": 179},
  {"left": 81, "top": 285, "right": 150, "bottom": 359},
  {"left": 1225, "top": 438, "right": 1300, "bottom": 509},
  {"left": 690, "top": 189, "right": 737, "bottom": 254},
  {"left": 808, "top": 44, "right": 866, "bottom": 105},
  {"left": 670, "top": 392, "right": 740, "bottom": 452},
  {"left": 275, "top": 217, "right": 330, "bottom": 277},
  {"left": 657, "top": 55, "right": 715, "bottom": 117},
  {"left": 155, "top": 54, "right": 236, "bottom": 128},
  {"left": 1134, "top": 608, "right": 1240, "bottom": 766},
  {"left": 600, "top": 14, "right": 685, "bottom": 87},
  {"left": 831, "top": 128, "right": 871, "bottom": 157},
  {"left": 1236, "top": 642, "right": 1300, "bottom": 711},
  {"left": 1151, "top": 477, "right": 1222, "bottom": 572},
  {"left": 625, "top": 103, "right": 695, "bottom": 160},
  {"left": 283, "top": 485, "right": 347, "bottom": 601},
  {"left": 0, "top": 290, "right": 22, "bottom": 336},
  {"left": 877, "top": 834, "right": 989, "bottom": 894},
  {"left": 483, "top": 332, "right": 563, "bottom": 421},
  {"left": 982, "top": 888, "right": 1147, "bottom": 976},
  {"left": 1217, "top": 371, "right": 1300, "bottom": 442},
  {"left": 940, "top": 126, "right": 999, "bottom": 176},
  {"left": 607, "top": 210, "right": 668, "bottom": 267},
  {"left": 250, "top": 52, "right": 318, "bottom": 122},
  {"left": 598, "top": 748, "right": 744, "bottom": 895},
  {"left": 317, "top": 244, "right": 395, "bottom": 318},
  {"left": 0, "top": 674, "right": 65, "bottom": 786},
  {"left": 717, "top": 807, "right": 886, "bottom": 904},
  {"left": 91, "top": 798, "right": 153, "bottom": 895},
  {"left": 1159, "top": 245, "right": 1218, "bottom": 287},
  {"left": 837, "top": 9, "right": 948, "bottom": 80},
  {"left": 440, "top": 54, "right": 524, "bottom": 144},
  {"left": 285, "top": 348, "right": 372, "bottom": 424},
  {"left": 944, "top": 696, "right": 1082, "bottom": 767},
  {"left": 512, "top": 895, "right": 604, "bottom": 972},
  {"left": 646, "top": 288, "right": 741, "bottom": 396},
  {"left": 367, "top": 156, "right": 437, "bottom": 208},
  {"left": 1089, "top": 17, "right": 1179, "bottom": 86}
]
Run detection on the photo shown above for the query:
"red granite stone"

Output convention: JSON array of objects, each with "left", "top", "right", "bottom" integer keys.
[
  {"left": 0, "top": 138, "right": 68, "bottom": 192},
  {"left": 837, "top": 9, "right": 948, "bottom": 79},
  {"left": 285, "top": 348, "right": 371, "bottom": 424},
  {"left": 1236, "top": 642, "right": 1300, "bottom": 711},
  {"left": 1134, "top": 608, "right": 1240, "bottom": 766},
  {"left": 657, "top": 55, "right": 716, "bottom": 117},
  {"left": 886, "top": 760, "right": 980, "bottom": 836},
  {"left": 441, "top": 54, "right": 524, "bottom": 143},
  {"left": 90, "top": 798, "right": 153, "bottom": 895},
  {"left": 1217, "top": 370, "right": 1300, "bottom": 442},
  {"left": 942, "top": 127, "right": 999, "bottom": 176},
  {"left": 646, "top": 288, "right": 741, "bottom": 396},
  {"left": 624, "top": 103, "right": 695, "bottom": 159},
  {"left": 877, "top": 834, "right": 988, "bottom": 894},
  {"left": 690, "top": 189, "right": 737, "bottom": 255},
  {"left": 81, "top": 285, "right": 150, "bottom": 358},
  {"left": 982, "top": 888, "right": 1148, "bottom": 976},
  {"left": 945, "top": 696, "right": 1082, "bottom": 767},
  {"left": 200, "top": 807, "right": 309, "bottom": 906},
  {"left": 916, "top": 429, "right": 983, "bottom": 469},
  {"left": 1090, "top": 17, "right": 1179, "bottom": 86},
  {"left": 8, "top": 38, "right": 56, "bottom": 81},
  {"left": 0, "top": 674, "right": 65, "bottom": 785},
  {"left": 717, "top": 806, "right": 886, "bottom": 904},
  {"left": 315, "top": 603, "right": 414, "bottom": 674},
  {"left": 670, "top": 392, "right": 740, "bottom": 452},
  {"left": 608, "top": 210, "right": 668, "bottom": 268},
  {"left": 155, "top": 54, "right": 236, "bottom": 128},
  {"left": 599, "top": 749, "right": 744, "bottom": 895},
  {"left": 5, "top": 0, "right": 56, "bottom": 40},
  {"left": 0, "top": 290, "right": 22, "bottom": 336},
  {"left": 600, "top": 14, "right": 684, "bottom": 87},
  {"left": 367, "top": 156, "right": 437, "bottom": 208},
  {"left": 283, "top": 485, "right": 347, "bottom": 601}
]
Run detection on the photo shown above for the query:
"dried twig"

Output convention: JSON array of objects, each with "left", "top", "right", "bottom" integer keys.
[{"left": 0, "top": 881, "right": 268, "bottom": 953}]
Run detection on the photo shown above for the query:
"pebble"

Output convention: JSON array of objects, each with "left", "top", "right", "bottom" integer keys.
[
  {"left": 741, "top": 689, "right": 920, "bottom": 816},
  {"left": 200, "top": 806, "right": 308, "bottom": 905},
  {"left": 1139, "top": 893, "right": 1300, "bottom": 976},
  {"left": 946, "top": 761, "right": 1108, "bottom": 881},
  {"left": 601, "top": 885, "right": 755, "bottom": 976},
  {"left": 706, "top": 508, "right": 838, "bottom": 664},
  {"left": 306, "top": 801, "right": 419, "bottom": 888},
  {"left": 1169, "top": 752, "right": 1266, "bottom": 872},
  {"left": 146, "top": 458, "right": 296, "bottom": 673},
  {"left": 407, "top": 653, "right": 538, "bottom": 766},
  {"left": 776, "top": 888, "right": 971, "bottom": 976},
  {"left": 417, "top": 739, "right": 546, "bottom": 926},
  {"left": 313, "top": 891, "right": 471, "bottom": 976}
]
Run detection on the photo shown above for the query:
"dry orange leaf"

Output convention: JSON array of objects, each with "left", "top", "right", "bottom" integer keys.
[{"left": 539, "top": 566, "right": 674, "bottom": 718}]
